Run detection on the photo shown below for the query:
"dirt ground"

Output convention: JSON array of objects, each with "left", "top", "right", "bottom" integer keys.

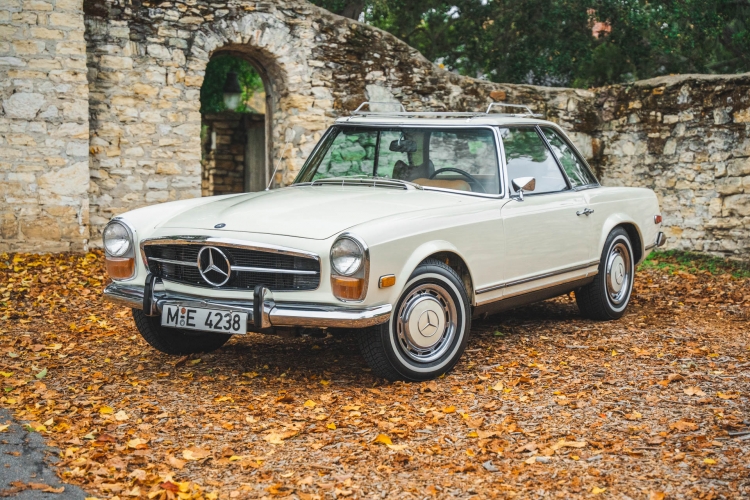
[{"left": 1, "top": 251, "right": 748, "bottom": 499}]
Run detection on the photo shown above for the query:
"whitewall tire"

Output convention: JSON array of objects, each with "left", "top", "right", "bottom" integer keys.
[{"left": 358, "top": 259, "right": 471, "bottom": 381}]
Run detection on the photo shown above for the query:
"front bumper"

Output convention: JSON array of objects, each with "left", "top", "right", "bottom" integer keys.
[{"left": 103, "top": 280, "right": 392, "bottom": 330}]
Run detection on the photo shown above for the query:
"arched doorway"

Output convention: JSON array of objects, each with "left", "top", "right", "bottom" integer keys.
[{"left": 199, "top": 53, "right": 272, "bottom": 196}]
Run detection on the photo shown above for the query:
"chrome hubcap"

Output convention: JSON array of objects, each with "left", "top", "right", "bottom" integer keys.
[
  {"left": 397, "top": 283, "right": 457, "bottom": 363},
  {"left": 606, "top": 242, "right": 631, "bottom": 305}
]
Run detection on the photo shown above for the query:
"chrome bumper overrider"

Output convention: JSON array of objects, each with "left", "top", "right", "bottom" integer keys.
[{"left": 103, "top": 281, "right": 392, "bottom": 330}]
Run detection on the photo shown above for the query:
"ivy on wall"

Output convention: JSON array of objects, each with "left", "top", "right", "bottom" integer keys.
[{"left": 199, "top": 55, "right": 265, "bottom": 114}]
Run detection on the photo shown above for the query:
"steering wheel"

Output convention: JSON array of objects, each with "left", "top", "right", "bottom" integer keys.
[{"left": 429, "top": 168, "right": 486, "bottom": 193}]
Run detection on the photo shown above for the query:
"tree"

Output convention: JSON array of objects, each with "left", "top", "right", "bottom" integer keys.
[
  {"left": 309, "top": 0, "right": 750, "bottom": 87},
  {"left": 200, "top": 55, "right": 265, "bottom": 114}
]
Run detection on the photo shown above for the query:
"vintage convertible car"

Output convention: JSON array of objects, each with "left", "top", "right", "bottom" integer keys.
[{"left": 102, "top": 103, "right": 665, "bottom": 381}]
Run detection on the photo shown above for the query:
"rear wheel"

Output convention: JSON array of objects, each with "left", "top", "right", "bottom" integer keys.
[
  {"left": 576, "top": 227, "right": 634, "bottom": 320},
  {"left": 132, "top": 309, "right": 232, "bottom": 355},
  {"left": 358, "top": 259, "right": 471, "bottom": 381}
]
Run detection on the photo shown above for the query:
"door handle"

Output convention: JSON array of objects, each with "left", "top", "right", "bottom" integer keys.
[{"left": 576, "top": 208, "right": 594, "bottom": 216}]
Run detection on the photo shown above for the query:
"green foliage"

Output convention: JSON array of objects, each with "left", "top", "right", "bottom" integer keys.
[
  {"left": 640, "top": 250, "right": 750, "bottom": 279},
  {"left": 200, "top": 55, "right": 264, "bottom": 114},
  {"left": 310, "top": 0, "right": 750, "bottom": 87}
]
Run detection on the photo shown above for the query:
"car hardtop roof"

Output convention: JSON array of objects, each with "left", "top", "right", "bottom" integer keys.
[
  {"left": 335, "top": 115, "right": 555, "bottom": 128},
  {"left": 332, "top": 101, "right": 557, "bottom": 128}
]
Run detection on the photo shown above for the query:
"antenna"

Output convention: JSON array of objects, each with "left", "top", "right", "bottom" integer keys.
[{"left": 266, "top": 143, "right": 293, "bottom": 191}]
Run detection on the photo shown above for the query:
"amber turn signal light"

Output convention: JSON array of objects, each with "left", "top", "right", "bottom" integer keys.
[
  {"left": 378, "top": 275, "right": 396, "bottom": 288},
  {"left": 654, "top": 215, "right": 662, "bottom": 224},
  {"left": 106, "top": 257, "right": 134, "bottom": 279},
  {"left": 332, "top": 276, "right": 364, "bottom": 300}
]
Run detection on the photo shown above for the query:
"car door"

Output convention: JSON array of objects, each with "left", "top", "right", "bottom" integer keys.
[{"left": 499, "top": 126, "right": 594, "bottom": 296}]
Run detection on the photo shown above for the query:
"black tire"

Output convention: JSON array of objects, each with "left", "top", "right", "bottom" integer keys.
[
  {"left": 132, "top": 309, "right": 232, "bottom": 355},
  {"left": 358, "top": 259, "right": 471, "bottom": 381},
  {"left": 576, "top": 227, "right": 635, "bottom": 320}
]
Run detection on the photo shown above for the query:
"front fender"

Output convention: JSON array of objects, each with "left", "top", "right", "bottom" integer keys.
[{"left": 367, "top": 239, "right": 476, "bottom": 306}]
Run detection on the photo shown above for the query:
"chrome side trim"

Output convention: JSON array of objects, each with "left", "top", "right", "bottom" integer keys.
[
  {"left": 102, "top": 282, "right": 392, "bottom": 329},
  {"left": 647, "top": 231, "right": 667, "bottom": 249},
  {"left": 103, "top": 282, "right": 146, "bottom": 309},
  {"left": 270, "top": 303, "right": 392, "bottom": 329},
  {"left": 475, "top": 260, "right": 600, "bottom": 295}
]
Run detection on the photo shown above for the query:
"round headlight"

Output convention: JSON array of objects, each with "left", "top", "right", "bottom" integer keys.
[
  {"left": 103, "top": 222, "right": 132, "bottom": 257},
  {"left": 331, "top": 237, "right": 364, "bottom": 276}
]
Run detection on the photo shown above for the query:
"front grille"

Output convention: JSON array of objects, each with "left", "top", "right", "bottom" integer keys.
[{"left": 143, "top": 243, "right": 320, "bottom": 291}]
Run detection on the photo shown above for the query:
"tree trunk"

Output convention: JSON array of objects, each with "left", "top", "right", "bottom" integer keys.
[{"left": 340, "top": 0, "right": 365, "bottom": 20}]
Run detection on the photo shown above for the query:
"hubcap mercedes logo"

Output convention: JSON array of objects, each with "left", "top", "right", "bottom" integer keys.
[
  {"left": 197, "top": 246, "right": 231, "bottom": 286},
  {"left": 417, "top": 310, "right": 440, "bottom": 337}
]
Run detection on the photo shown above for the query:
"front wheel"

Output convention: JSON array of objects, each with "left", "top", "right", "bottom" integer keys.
[
  {"left": 132, "top": 309, "right": 232, "bottom": 355},
  {"left": 358, "top": 259, "right": 471, "bottom": 381},
  {"left": 576, "top": 227, "right": 635, "bottom": 320}
]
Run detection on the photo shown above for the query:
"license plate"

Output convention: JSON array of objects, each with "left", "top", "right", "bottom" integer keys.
[{"left": 161, "top": 305, "right": 247, "bottom": 335}]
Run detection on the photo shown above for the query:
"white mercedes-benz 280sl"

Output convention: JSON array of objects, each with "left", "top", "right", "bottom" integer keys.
[{"left": 102, "top": 103, "right": 665, "bottom": 381}]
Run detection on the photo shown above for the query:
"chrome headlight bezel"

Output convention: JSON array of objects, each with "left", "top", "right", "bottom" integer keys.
[
  {"left": 102, "top": 220, "right": 134, "bottom": 258},
  {"left": 330, "top": 236, "right": 365, "bottom": 276},
  {"left": 330, "top": 233, "right": 370, "bottom": 302}
]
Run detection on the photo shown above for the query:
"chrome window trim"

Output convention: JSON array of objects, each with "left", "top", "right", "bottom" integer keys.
[
  {"left": 476, "top": 259, "right": 600, "bottom": 295},
  {"left": 106, "top": 217, "right": 138, "bottom": 282},
  {"left": 331, "top": 232, "right": 370, "bottom": 303},
  {"left": 535, "top": 125, "right": 573, "bottom": 191},
  {"left": 538, "top": 124, "right": 601, "bottom": 189},
  {"left": 294, "top": 124, "right": 506, "bottom": 199},
  {"left": 498, "top": 124, "right": 572, "bottom": 198}
]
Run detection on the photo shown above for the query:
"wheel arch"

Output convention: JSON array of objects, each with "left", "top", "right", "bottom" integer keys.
[
  {"left": 396, "top": 241, "right": 476, "bottom": 303},
  {"left": 599, "top": 214, "right": 644, "bottom": 264}
]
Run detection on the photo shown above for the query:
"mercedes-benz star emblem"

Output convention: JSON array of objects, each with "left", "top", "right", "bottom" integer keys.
[
  {"left": 197, "top": 246, "right": 231, "bottom": 286},
  {"left": 417, "top": 310, "right": 440, "bottom": 337}
]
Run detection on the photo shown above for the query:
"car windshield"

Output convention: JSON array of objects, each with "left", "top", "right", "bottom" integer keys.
[{"left": 295, "top": 126, "right": 501, "bottom": 194}]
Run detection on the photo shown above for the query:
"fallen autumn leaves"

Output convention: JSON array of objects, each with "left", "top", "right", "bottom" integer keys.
[{"left": 0, "top": 250, "right": 748, "bottom": 498}]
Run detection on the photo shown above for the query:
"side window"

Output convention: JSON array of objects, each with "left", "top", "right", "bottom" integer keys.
[
  {"left": 541, "top": 127, "right": 598, "bottom": 187},
  {"left": 500, "top": 127, "right": 568, "bottom": 194},
  {"left": 313, "top": 129, "right": 376, "bottom": 179}
]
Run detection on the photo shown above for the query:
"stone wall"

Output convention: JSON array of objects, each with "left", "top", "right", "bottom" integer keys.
[
  {"left": 1, "top": 0, "right": 748, "bottom": 259},
  {"left": 594, "top": 74, "right": 750, "bottom": 257},
  {"left": 201, "top": 112, "right": 264, "bottom": 196},
  {"left": 0, "top": 0, "right": 89, "bottom": 253}
]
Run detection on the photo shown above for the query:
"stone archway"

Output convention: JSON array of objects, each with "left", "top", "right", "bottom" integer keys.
[{"left": 199, "top": 53, "right": 271, "bottom": 196}]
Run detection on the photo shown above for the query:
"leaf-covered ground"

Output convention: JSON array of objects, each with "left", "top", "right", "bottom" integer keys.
[{"left": 0, "top": 251, "right": 748, "bottom": 499}]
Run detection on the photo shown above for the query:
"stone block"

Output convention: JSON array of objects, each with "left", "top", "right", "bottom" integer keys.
[
  {"left": 38, "top": 161, "right": 88, "bottom": 195},
  {"left": 22, "top": 0, "right": 52, "bottom": 10},
  {"left": 21, "top": 217, "right": 61, "bottom": 240},
  {"left": 727, "top": 157, "right": 750, "bottom": 177},
  {"left": 2, "top": 92, "right": 44, "bottom": 119},
  {"left": 723, "top": 194, "right": 750, "bottom": 217},
  {"left": 49, "top": 12, "right": 81, "bottom": 28},
  {"left": 12, "top": 41, "right": 45, "bottom": 55},
  {"left": 147, "top": 44, "right": 171, "bottom": 59},
  {"left": 716, "top": 177, "right": 743, "bottom": 195},
  {"left": 99, "top": 55, "right": 133, "bottom": 70},
  {"left": 0, "top": 212, "right": 17, "bottom": 239},
  {"left": 145, "top": 191, "right": 169, "bottom": 203},
  {"left": 156, "top": 162, "right": 181, "bottom": 175}
]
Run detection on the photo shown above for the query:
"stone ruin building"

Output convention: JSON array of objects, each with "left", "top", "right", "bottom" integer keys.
[{"left": 1, "top": 0, "right": 749, "bottom": 258}]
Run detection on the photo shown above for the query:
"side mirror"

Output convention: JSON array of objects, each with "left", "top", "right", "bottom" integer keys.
[{"left": 511, "top": 176, "right": 536, "bottom": 201}]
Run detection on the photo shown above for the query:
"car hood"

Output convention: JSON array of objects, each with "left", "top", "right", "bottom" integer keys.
[{"left": 158, "top": 185, "right": 478, "bottom": 240}]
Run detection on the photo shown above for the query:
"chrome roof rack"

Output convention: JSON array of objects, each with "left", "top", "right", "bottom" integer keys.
[{"left": 347, "top": 101, "right": 543, "bottom": 119}]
